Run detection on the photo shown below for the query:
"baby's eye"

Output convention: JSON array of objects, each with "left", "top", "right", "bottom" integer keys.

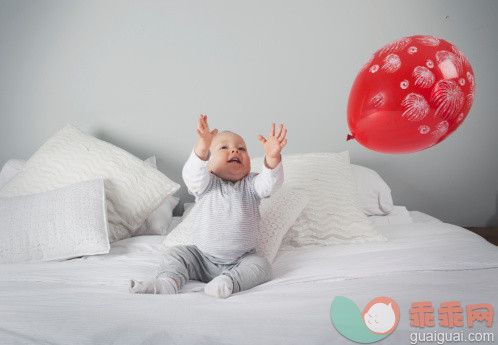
[
  {"left": 239, "top": 147, "right": 246, "bottom": 151},
  {"left": 220, "top": 146, "right": 228, "bottom": 150}
]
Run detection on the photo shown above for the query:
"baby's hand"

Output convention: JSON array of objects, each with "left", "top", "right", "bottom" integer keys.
[
  {"left": 195, "top": 115, "right": 218, "bottom": 160},
  {"left": 258, "top": 123, "right": 287, "bottom": 168}
]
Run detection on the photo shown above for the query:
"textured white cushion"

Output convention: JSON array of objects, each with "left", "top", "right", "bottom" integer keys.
[
  {"left": 164, "top": 187, "right": 308, "bottom": 263},
  {"left": 257, "top": 187, "right": 308, "bottom": 263},
  {"left": 0, "top": 179, "right": 110, "bottom": 264},
  {"left": 133, "top": 157, "right": 180, "bottom": 236},
  {"left": 368, "top": 206, "right": 412, "bottom": 226},
  {"left": 134, "top": 196, "right": 180, "bottom": 236},
  {"left": 182, "top": 203, "right": 195, "bottom": 220},
  {"left": 1, "top": 156, "right": 180, "bottom": 238},
  {"left": 164, "top": 209, "right": 194, "bottom": 248},
  {"left": 251, "top": 152, "right": 387, "bottom": 250},
  {"left": 0, "top": 125, "right": 180, "bottom": 242},
  {"left": 351, "top": 164, "right": 394, "bottom": 216},
  {"left": 0, "top": 159, "right": 26, "bottom": 189}
]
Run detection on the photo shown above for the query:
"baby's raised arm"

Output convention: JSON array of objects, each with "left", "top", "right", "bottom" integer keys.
[
  {"left": 182, "top": 115, "right": 217, "bottom": 198},
  {"left": 194, "top": 115, "right": 218, "bottom": 161},
  {"left": 257, "top": 123, "right": 287, "bottom": 169},
  {"left": 253, "top": 123, "right": 287, "bottom": 199}
]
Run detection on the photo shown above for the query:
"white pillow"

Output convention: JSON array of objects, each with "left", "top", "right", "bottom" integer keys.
[
  {"left": 133, "top": 156, "right": 180, "bottom": 236},
  {"left": 0, "top": 124, "right": 180, "bottom": 242},
  {"left": 182, "top": 202, "right": 195, "bottom": 220},
  {"left": 164, "top": 187, "right": 308, "bottom": 264},
  {"left": 0, "top": 159, "right": 25, "bottom": 189},
  {"left": 257, "top": 187, "right": 309, "bottom": 263},
  {"left": 134, "top": 196, "right": 180, "bottom": 236},
  {"left": 351, "top": 164, "right": 394, "bottom": 216},
  {"left": 251, "top": 152, "right": 387, "bottom": 250},
  {"left": 1, "top": 156, "right": 180, "bottom": 237},
  {"left": 0, "top": 179, "right": 110, "bottom": 264},
  {"left": 368, "top": 206, "right": 412, "bottom": 226}
]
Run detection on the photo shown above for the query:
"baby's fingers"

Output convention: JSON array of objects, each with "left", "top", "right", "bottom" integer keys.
[
  {"left": 280, "top": 138, "right": 287, "bottom": 148},
  {"left": 269, "top": 123, "right": 275, "bottom": 138},
  {"left": 198, "top": 114, "right": 210, "bottom": 133},
  {"left": 275, "top": 124, "right": 283, "bottom": 138},
  {"left": 203, "top": 115, "right": 211, "bottom": 132},
  {"left": 278, "top": 128, "right": 287, "bottom": 142},
  {"left": 198, "top": 115, "right": 208, "bottom": 131}
]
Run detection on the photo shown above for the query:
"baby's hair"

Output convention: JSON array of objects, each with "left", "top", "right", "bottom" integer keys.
[
  {"left": 216, "top": 130, "right": 243, "bottom": 138},
  {"left": 217, "top": 130, "right": 245, "bottom": 141},
  {"left": 212, "top": 130, "right": 246, "bottom": 148}
]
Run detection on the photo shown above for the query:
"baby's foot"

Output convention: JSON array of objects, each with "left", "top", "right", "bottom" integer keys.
[
  {"left": 204, "top": 275, "right": 233, "bottom": 299},
  {"left": 129, "top": 277, "right": 178, "bottom": 294}
]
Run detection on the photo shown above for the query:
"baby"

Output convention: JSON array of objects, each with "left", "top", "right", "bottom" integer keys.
[{"left": 130, "top": 114, "right": 287, "bottom": 298}]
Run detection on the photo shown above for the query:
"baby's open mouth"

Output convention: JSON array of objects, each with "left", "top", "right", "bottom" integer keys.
[{"left": 228, "top": 157, "right": 241, "bottom": 164}]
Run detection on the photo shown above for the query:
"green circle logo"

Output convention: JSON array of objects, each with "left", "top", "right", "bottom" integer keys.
[{"left": 330, "top": 296, "right": 400, "bottom": 343}]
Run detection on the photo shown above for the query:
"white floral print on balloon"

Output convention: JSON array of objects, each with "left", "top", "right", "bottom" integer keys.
[
  {"left": 407, "top": 46, "right": 418, "bottom": 54},
  {"left": 402, "top": 93, "right": 430, "bottom": 121},
  {"left": 431, "top": 80, "right": 465, "bottom": 121},
  {"left": 436, "top": 50, "right": 463, "bottom": 77},
  {"left": 378, "top": 37, "right": 412, "bottom": 57},
  {"left": 381, "top": 54, "right": 401, "bottom": 73},
  {"left": 431, "top": 121, "right": 449, "bottom": 137},
  {"left": 412, "top": 66, "right": 435, "bottom": 88},
  {"left": 418, "top": 125, "right": 430, "bottom": 134},
  {"left": 416, "top": 36, "right": 440, "bottom": 46},
  {"left": 369, "top": 92, "right": 385, "bottom": 109}
]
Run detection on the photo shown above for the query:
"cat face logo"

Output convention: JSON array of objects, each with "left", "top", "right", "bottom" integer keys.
[{"left": 330, "top": 296, "right": 400, "bottom": 343}]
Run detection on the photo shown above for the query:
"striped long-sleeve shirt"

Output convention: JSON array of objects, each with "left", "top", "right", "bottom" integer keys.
[{"left": 182, "top": 148, "right": 284, "bottom": 263}]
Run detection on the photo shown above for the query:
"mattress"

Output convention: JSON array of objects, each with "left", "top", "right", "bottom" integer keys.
[{"left": 0, "top": 211, "right": 497, "bottom": 345}]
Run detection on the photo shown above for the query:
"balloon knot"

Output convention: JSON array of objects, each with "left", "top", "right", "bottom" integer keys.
[{"left": 346, "top": 134, "right": 355, "bottom": 141}]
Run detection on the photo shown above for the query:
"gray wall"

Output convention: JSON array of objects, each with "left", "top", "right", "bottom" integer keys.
[{"left": 1, "top": 0, "right": 497, "bottom": 226}]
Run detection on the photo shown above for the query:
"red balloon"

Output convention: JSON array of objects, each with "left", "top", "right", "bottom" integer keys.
[{"left": 347, "top": 35, "right": 475, "bottom": 154}]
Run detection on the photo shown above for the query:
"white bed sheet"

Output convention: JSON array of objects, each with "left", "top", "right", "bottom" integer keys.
[
  {"left": 1, "top": 212, "right": 497, "bottom": 344},
  {"left": 409, "top": 210, "right": 444, "bottom": 224}
]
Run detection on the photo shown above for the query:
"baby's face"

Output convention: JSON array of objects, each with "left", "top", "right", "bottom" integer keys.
[{"left": 209, "top": 132, "right": 251, "bottom": 183}]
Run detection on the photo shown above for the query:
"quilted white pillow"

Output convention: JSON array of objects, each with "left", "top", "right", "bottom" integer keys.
[
  {"left": 0, "top": 179, "right": 109, "bottom": 264},
  {"left": 351, "top": 164, "right": 394, "bottom": 216},
  {"left": 1, "top": 156, "right": 180, "bottom": 237},
  {"left": 0, "top": 159, "right": 25, "bottom": 189},
  {"left": 163, "top": 187, "right": 308, "bottom": 264},
  {"left": 258, "top": 187, "right": 309, "bottom": 262},
  {"left": 182, "top": 202, "right": 195, "bottom": 220},
  {"left": 251, "top": 152, "right": 387, "bottom": 250},
  {"left": 133, "top": 156, "right": 180, "bottom": 236},
  {"left": 134, "top": 196, "right": 180, "bottom": 236},
  {"left": 0, "top": 125, "right": 180, "bottom": 242}
]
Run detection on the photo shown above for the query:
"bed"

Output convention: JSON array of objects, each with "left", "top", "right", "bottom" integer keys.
[
  {"left": 1, "top": 125, "right": 497, "bottom": 344},
  {"left": 1, "top": 210, "right": 497, "bottom": 345}
]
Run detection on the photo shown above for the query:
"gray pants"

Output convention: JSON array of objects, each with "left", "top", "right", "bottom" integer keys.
[{"left": 155, "top": 245, "right": 272, "bottom": 294}]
